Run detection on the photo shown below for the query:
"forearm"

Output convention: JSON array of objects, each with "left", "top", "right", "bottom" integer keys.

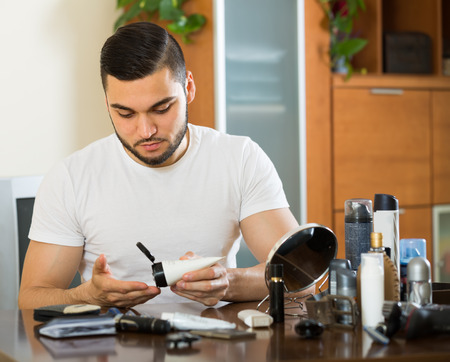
[
  {"left": 18, "top": 283, "right": 90, "bottom": 310},
  {"left": 223, "top": 263, "right": 269, "bottom": 302}
]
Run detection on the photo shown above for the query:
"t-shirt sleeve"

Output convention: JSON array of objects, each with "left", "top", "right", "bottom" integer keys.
[
  {"left": 239, "top": 140, "right": 289, "bottom": 221},
  {"left": 29, "top": 162, "right": 85, "bottom": 246}
]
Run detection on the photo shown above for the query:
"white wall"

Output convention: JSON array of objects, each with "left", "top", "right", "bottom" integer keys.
[{"left": 0, "top": 0, "right": 119, "bottom": 177}]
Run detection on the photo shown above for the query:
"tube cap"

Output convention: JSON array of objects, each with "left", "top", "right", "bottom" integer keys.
[
  {"left": 152, "top": 262, "right": 168, "bottom": 287},
  {"left": 374, "top": 194, "right": 399, "bottom": 211},
  {"left": 269, "top": 264, "right": 283, "bottom": 278},
  {"left": 407, "top": 257, "right": 431, "bottom": 282}
]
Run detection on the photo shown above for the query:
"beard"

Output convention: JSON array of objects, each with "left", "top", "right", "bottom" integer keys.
[{"left": 114, "top": 109, "right": 188, "bottom": 167}]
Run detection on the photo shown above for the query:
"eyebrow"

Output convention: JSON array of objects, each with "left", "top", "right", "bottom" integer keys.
[{"left": 109, "top": 96, "right": 177, "bottom": 112}]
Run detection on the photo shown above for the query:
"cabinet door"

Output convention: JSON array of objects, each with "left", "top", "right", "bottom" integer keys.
[
  {"left": 333, "top": 88, "right": 431, "bottom": 210},
  {"left": 432, "top": 90, "right": 450, "bottom": 204}
]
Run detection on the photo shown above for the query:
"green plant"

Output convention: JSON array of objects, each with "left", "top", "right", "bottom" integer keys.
[
  {"left": 320, "top": 0, "right": 368, "bottom": 79},
  {"left": 114, "top": 0, "right": 206, "bottom": 44}
]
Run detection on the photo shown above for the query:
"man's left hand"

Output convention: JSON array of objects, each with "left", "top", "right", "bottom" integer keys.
[{"left": 170, "top": 252, "right": 229, "bottom": 306}]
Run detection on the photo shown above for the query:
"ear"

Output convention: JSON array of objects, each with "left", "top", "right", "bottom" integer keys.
[{"left": 185, "top": 71, "right": 196, "bottom": 104}]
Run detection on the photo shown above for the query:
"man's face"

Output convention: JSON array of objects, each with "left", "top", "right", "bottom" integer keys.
[{"left": 105, "top": 68, "right": 195, "bottom": 167}]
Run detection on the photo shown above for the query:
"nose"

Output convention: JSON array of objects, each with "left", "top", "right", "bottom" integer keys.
[{"left": 137, "top": 114, "right": 157, "bottom": 139}]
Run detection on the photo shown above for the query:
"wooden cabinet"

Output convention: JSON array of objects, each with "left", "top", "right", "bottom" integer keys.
[
  {"left": 333, "top": 88, "right": 432, "bottom": 210},
  {"left": 432, "top": 90, "right": 450, "bottom": 204}
]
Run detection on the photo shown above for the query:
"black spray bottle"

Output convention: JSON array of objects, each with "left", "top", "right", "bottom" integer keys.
[{"left": 269, "top": 264, "right": 285, "bottom": 323}]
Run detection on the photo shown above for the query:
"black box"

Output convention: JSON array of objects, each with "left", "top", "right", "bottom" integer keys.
[{"left": 384, "top": 32, "right": 432, "bottom": 74}]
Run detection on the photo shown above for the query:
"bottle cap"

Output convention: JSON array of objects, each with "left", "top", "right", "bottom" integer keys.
[
  {"left": 371, "top": 232, "right": 383, "bottom": 249},
  {"left": 374, "top": 194, "right": 398, "bottom": 211},
  {"left": 344, "top": 199, "right": 373, "bottom": 222},
  {"left": 152, "top": 262, "right": 168, "bottom": 287},
  {"left": 407, "top": 257, "right": 431, "bottom": 282},
  {"left": 269, "top": 263, "right": 283, "bottom": 278},
  {"left": 336, "top": 268, "right": 356, "bottom": 296},
  {"left": 400, "top": 239, "right": 426, "bottom": 265}
]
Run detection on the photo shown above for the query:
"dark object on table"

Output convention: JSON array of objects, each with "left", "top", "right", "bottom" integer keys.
[
  {"left": 34, "top": 304, "right": 101, "bottom": 322},
  {"left": 295, "top": 319, "right": 324, "bottom": 339},
  {"left": 166, "top": 332, "right": 201, "bottom": 349}
]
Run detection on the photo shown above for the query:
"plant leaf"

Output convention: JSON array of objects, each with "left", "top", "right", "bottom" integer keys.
[
  {"left": 114, "top": 1, "right": 143, "bottom": 30},
  {"left": 117, "top": 0, "right": 136, "bottom": 9},
  {"left": 334, "top": 38, "right": 368, "bottom": 57},
  {"left": 144, "top": 0, "right": 160, "bottom": 11},
  {"left": 159, "top": 0, "right": 183, "bottom": 20}
]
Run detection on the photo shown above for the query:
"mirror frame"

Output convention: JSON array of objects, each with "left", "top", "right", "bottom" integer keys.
[{"left": 265, "top": 223, "right": 337, "bottom": 293}]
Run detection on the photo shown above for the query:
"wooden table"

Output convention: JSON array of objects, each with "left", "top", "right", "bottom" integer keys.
[{"left": 1, "top": 301, "right": 450, "bottom": 361}]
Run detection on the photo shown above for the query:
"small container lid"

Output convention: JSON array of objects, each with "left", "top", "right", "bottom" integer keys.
[
  {"left": 269, "top": 263, "right": 283, "bottom": 278},
  {"left": 344, "top": 199, "right": 373, "bottom": 222},
  {"left": 374, "top": 194, "right": 398, "bottom": 211},
  {"left": 407, "top": 257, "right": 431, "bottom": 282},
  {"left": 400, "top": 238, "right": 426, "bottom": 265},
  {"left": 371, "top": 232, "right": 383, "bottom": 249}
]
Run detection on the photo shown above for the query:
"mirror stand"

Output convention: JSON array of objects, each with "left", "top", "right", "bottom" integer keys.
[{"left": 256, "top": 273, "right": 330, "bottom": 318}]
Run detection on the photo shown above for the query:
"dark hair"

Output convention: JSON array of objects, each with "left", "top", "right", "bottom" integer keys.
[{"left": 100, "top": 22, "right": 186, "bottom": 90}]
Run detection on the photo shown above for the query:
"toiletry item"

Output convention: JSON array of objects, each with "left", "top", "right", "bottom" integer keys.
[
  {"left": 369, "top": 232, "right": 400, "bottom": 302},
  {"left": 114, "top": 314, "right": 171, "bottom": 334},
  {"left": 407, "top": 257, "right": 432, "bottom": 305},
  {"left": 161, "top": 312, "right": 236, "bottom": 330},
  {"left": 336, "top": 268, "right": 356, "bottom": 325},
  {"left": 329, "top": 259, "right": 352, "bottom": 295},
  {"left": 136, "top": 242, "right": 224, "bottom": 287},
  {"left": 373, "top": 194, "right": 400, "bottom": 271},
  {"left": 360, "top": 253, "right": 384, "bottom": 327},
  {"left": 399, "top": 238, "right": 426, "bottom": 301},
  {"left": 152, "top": 257, "right": 225, "bottom": 287},
  {"left": 269, "top": 264, "right": 285, "bottom": 323},
  {"left": 237, "top": 309, "right": 273, "bottom": 328},
  {"left": 345, "top": 199, "right": 373, "bottom": 270}
]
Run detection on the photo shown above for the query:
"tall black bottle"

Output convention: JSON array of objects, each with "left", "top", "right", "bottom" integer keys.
[{"left": 269, "top": 264, "right": 285, "bottom": 323}]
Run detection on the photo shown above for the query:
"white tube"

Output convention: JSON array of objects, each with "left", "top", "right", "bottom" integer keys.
[
  {"left": 161, "top": 312, "right": 236, "bottom": 330},
  {"left": 153, "top": 257, "right": 225, "bottom": 287}
]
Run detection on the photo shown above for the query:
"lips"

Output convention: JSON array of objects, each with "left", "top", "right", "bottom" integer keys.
[{"left": 140, "top": 142, "right": 162, "bottom": 151}]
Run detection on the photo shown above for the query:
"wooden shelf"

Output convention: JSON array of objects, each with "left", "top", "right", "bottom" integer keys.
[
  {"left": 333, "top": 73, "right": 450, "bottom": 89},
  {"left": 352, "top": 0, "right": 450, "bottom": 77}
]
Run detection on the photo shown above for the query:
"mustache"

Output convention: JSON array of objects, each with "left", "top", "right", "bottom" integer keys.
[{"left": 133, "top": 137, "right": 166, "bottom": 148}]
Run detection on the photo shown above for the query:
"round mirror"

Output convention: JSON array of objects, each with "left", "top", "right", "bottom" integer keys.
[{"left": 265, "top": 223, "right": 337, "bottom": 293}]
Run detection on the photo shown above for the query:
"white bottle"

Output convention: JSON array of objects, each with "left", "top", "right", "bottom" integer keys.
[
  {"left": 373, "top": 193, "right": 400, "bottom": 271},
  {"left": 360, "top": 253, "right": 384, "bottom": 327}
]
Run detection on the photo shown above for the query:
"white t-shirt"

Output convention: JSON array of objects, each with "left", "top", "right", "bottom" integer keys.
[{"left": 29, "top": 124, "right": 289, "bottom": 303}]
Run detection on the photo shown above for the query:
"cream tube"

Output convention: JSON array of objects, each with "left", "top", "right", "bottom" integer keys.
[
  {"left": 161, "top": 312, "right": 236, "bottom": 330},
  {"left": 152, "top": 257, "right": 225, "bottom": 287}
]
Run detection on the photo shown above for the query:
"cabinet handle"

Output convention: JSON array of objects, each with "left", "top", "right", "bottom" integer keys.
[{"left": 370, "top": 88, "right": 404, "bottom": 95}]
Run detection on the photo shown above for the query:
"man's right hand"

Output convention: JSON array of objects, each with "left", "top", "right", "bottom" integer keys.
[
  {"left": 18, "top": 241, "right": 160, "bottom": 309},
  {"left": 81, "top": 254, "right": 160, "bottom": 308}
]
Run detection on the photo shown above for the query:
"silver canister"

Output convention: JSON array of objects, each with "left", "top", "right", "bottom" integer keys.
[{"left": 407, "top": 257, "right": 432, "bottom": 306}]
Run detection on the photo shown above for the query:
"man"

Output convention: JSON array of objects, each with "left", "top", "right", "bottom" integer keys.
[{"left": 18, "top": 22, "right": 300, "bottom": 309}]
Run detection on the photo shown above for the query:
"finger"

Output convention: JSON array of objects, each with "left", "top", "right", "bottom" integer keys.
[
  {"left": 175, "top": 277, "right": 228, "bottom": 293},
  {"left": 101, "top": 278, "right": 155, "bottom": 294},
  {"left": 170, "top": 286, "right": 222, "bottom": 307},
  {"left": 101, "top": 286, "right": 161, "bottom": 307},
  {"left": 182, "top": 264, "right": 225, "bottom": 282},
  {"left": 179, "top": 251, "right": 196, "bottom": 261},
  {"left": 93, "top": 254, "right": 112, "bottom": 276}
]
